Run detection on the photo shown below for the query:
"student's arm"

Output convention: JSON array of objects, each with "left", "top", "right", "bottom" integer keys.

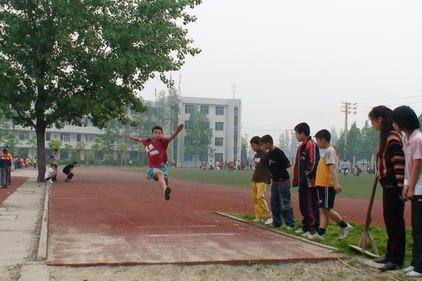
[
  {"left": 406, "top": 159, "right": 422, "bottom": 200},
  {"left": 167, "top": 124, "right": 184, "bottom": 141},
  {"left": 127, "top": 133, "right": 145, "bottom": 142},
  {"left": 280, "top": 150, "right": 291, "bottom": 169},
  {"left": 329, "top": 164, "right": 342, "bottom": 193}
]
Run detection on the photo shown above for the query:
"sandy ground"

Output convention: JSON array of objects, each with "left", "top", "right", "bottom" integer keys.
[{"left": 49, "top": 260, "right": 403, "bottom": 281}]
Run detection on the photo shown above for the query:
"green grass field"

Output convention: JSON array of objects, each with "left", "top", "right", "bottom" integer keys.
[
  {"left": 235, "top": 213, "right": 413, "bottom": 266},
  {"left": 167, "top": 168, "right": 379, "bottom": 199}
]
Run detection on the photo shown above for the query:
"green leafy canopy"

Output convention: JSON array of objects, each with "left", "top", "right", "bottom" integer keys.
[{"left": 0, "top": 0, "right": 201, "bottom": 129}]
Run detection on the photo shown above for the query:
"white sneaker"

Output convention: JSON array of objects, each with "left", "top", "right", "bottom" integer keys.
[
  {"left": 302, "top": 231, "right": 310, "bottom": 237},
  {"left": 264, "top": 218, "right": 273, "bottom": 225},
  {"left": 404, "top": 266, "right": 415, "bottom": 273},
  {"left": 284, "top": 226, "right": 293, "bottom": 231},
  {"left": 295, "top": 228, "right": 305, "bottom": 234},
  {"left": 308, "top": 233, "right": 324, "bottom": 240},
  {"left": 406, "top": 270, "right": 422, "bottom": 278},
  {"left": 338, "top": 223, "right": 354, "bottom": 240}
]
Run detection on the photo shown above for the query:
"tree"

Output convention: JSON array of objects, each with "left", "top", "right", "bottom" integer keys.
[
  {"left": 184, "top": 108, "right": 212, "bottom": 166},
  {"left": 48, "top": 139, "right": 62, "bottom": 153},
  {"left": 75, "top": 140, "right": 86, "bottom": 161},
  {"left": 360, "top": 120, "right": 378, "bottom": 161},
  {"left": 0, "top": 0, "right": 201, "bottom": 181}
]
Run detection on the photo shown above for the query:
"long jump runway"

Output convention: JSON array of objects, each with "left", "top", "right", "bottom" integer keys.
[{"left": 47, "top": 167, "right": 338, "bottom": 266}]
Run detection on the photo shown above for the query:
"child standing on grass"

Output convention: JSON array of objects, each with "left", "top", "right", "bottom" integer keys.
[
  {"left": 250, "top": 136, "right": 273, "bottom": 225},
  {"left": 312, "top": 129, "right": 353, "bottom": 240},
  {"left": 128, "top": 124, "right": 184, "bottom": 201},
  {"left": 392, "top": 106, "right": 422, "bottom": 278},
  {"left": 260, "top": 134, "right": 295, "bottom": 229},
  {"left": 292, "top": 122, "right": 320, "bottom": 238}
]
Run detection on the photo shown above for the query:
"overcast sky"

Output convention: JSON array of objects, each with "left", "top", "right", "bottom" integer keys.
[{"left": 140, "top": 0, "right": 422, "bottom": 139}]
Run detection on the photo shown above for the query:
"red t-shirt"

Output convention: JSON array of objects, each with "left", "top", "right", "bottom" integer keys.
[{"left": 139, "top": 137, "right": 170, "bottom": 168}]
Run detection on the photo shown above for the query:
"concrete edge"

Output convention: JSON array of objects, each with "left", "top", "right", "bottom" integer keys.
[
  {"left": 45, "top": 257, "right": 338, "bottom": 267},
  {"left": 215, "top": 212, "right": 339, "bottom": 252},
  {"left": 37, "top": 183, "right": 50, "bottom": 261}
]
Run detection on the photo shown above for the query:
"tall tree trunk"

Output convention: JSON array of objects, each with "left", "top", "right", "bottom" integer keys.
[{"left": 35, "top": 125, "right": 46, "bottom": 182}]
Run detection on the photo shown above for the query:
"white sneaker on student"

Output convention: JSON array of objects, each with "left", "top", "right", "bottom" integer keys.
[
  {"left": 406, "top": 270, "right": 422, "bottom": 278},
  {"left": 302, "top": 231, "right": 310, "bottom": 237},
  {"left": 339, "top": 224, "right": 354, "bottom": 240},
  {"left": 404, "top": 266, "right": 415, "bottom": 273},
  {"left": 308, "top": 233, "right": 324, "bottom": 240},
  {"left": 295, "top": 228, "right": 305, "bottom": 234},
  {"left": 264, "top": 218, "right": 273, "bottom": 225}
]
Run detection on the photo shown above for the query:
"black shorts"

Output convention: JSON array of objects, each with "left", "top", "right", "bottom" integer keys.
[{"left": 316, "top": 187, "right": 336, "bottom": 209}]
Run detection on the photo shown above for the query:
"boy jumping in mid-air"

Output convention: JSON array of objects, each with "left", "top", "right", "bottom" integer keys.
[{"left": 128, "top": 124, "right": 184, "bottom": 201}]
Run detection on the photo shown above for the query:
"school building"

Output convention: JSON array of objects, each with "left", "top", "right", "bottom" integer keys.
[{"left": 3, "top": 97, "right": 241, "bottom": 168}]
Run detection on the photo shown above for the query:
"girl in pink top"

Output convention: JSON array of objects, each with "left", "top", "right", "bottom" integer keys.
[{"left": 393, "top": 105, "right": 422, "bottom": 278}]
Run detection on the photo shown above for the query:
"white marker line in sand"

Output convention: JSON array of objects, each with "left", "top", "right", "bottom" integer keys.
[
  {"left": 145, "top": 233, "right": 237, "bottom": 237},
  {"left": 53, "top": 198, "right": 98, "bottom": 200}
]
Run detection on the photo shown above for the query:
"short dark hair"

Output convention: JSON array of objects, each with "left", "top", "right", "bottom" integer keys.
[
  {"left": 72, "top": 161, "right": 78, "bottom": 165},
  {"left": 250, "top": 136, "right": 261, "bottom": 145},
  {"left": 51, "top": 163, "right": 58, "bottom": 168},
  {"left": 392, "top": 106, "right": 420, "bottom": 133},
  {"left": 152, "top": 126, "right": 163, "bottom": 133},
  {"left": 294, "top": 122, "right": 310, "bottom": 136},
  {"left": 260, "top": 135, "right": 273, "bottom": 144},
  {"left": 315, "top": 129, "right": 331, "bottom": 143}
]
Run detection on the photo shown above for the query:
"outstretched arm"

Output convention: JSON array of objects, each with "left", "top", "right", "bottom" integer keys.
[
  {"left": 127, "top": 133, "right": 145, "bottom": 142},
  {"left": 167, "top": 124, "right": 184, "bottom": 141}
]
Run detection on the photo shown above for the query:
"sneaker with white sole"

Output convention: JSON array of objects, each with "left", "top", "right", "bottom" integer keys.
[
  {"left": 264, "top": 218, "right": 273, "bottom": 225},
  {"left": 302, "top": 231, "right": 310, "bottom": 237},
  {"left": 338, "top": 224, "right": 354, "bottom": 240},
  {"left": 295, "top": 228, "right": 305, "bottom": 234},
  {"left": 404, "top": 266, "right": 415, "bottom": 273},
  {"left": 308, "top": 233, "right": 324, "bottom": 240},
  {"left": 406, "top": 270, "right": 422, "bottom": 278}
]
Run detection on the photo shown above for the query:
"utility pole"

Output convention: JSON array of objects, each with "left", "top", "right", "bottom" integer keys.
[
  {"left": 232, "top": 83, "right": 237, "bottom": 99},
  {"left": 341, "top": 102, "right": 357, "bottom": 161}
]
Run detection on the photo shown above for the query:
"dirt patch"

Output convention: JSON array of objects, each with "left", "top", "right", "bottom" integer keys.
[{"left": 49, "top": 260, "right": 402, "bottom": 281}]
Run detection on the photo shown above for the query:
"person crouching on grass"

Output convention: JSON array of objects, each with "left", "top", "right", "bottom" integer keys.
[
  {"left": 249, "top": 136, "right": 273, "bottom": 225},
  {"left": 260, "top": 134, "right": 295, "bottom": 229},
  {"left": 128, "top": 124, "right": 184, "bottom": 201},
  {"left": 311, "top": 129, "right": 353, "bottom": 240}
]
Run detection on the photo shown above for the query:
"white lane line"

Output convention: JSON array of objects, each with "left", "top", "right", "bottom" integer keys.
[{"left": 145, "top": 233, "right": 237, "bottom": 237}]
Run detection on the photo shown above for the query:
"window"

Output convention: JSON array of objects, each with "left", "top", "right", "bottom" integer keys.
[
  {"left": 215, "top": 122, "right": 224, "bottom": 131},
  {"left": 185, "top": 104, "right": 193, "bottom": 114},
  {"left": 185, "top": 121, "right": 190, "bottom": 130},
  {"left": 215, "top": 153, "right": 223, "bottom": 162},
  {"left": 46, "top": 132, "right": 51, "bottom": 141},
  {"left": 61, "top": 133, "right": 70, "bottom": 142},
  {"left": 215, "top": 137, "right": 223, "bottom": 146},
  {"left": 184, "top": 153, "right": 193, "bottom": 161},
  {"left": 200, "top": 106, "right": 209, "bottom": 115},
  {"left": 199, "top": 154, "right": 208, "bottom": 162},
  {"left": 85, "top": 135, "right": 89, "bottom": 142},
  {"left": 77, "top": 134, "right": 81, "bottom": 142},
  {"left": 215, "top": 106, "right": 224, "bottom": 115}
]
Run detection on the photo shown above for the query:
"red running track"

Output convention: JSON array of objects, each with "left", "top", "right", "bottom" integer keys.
[
  {"left": 0, "top": 176, "right": 27, "bottom": 203},
  {"left": 47, "top": 167, "right": 339, "bottom": 266}
]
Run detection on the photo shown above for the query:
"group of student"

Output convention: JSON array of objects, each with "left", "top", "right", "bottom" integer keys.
[
  {"left": 249, "top": 105, "right": 422, "bottom": 278},
  {"left": 45, "top": 155, "right": 78, "bottom": 184},
  {"left": 249, "top": 126, "right": 353, "bottom": 240}
]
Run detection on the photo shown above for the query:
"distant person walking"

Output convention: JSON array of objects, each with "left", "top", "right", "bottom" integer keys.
[
  {"left": 0, "top": 147, "right": 12, "bottom": 188},
  {"left": 369, "top": 106, "right": 406, "bottom": 271}
]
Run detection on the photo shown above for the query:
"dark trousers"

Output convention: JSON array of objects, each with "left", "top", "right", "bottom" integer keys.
[
  {"left": 382, "top": 187, "right": 406, "bottom": 265},
  {"left": 65, "top": 172, "right": 74, "bottom": 181},
  {"left": 298, "top": 186, "right": 320, "bottom": 233},
  {"left": 1, "top": 167, "right": 11, "bottom": 186},
  {"left": 271, "top": 181, "right": 295, "bottom": 227},
  {"left": 411, "top": 196, "right": 422, "bottom": 273}
]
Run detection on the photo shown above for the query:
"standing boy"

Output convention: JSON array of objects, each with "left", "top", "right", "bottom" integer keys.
[
  {"left": 128, "top": 124, "right": 184, "bottom": 201},
  {"left": 260, "top": 135, "right": 295, "bottom": 229},
  {"left": 292, "top": 123, "right": 320, "bottom": 238},
  {"left": 313, "top": 129, "right": 353, "bottom": 240},
  {"left": 250, "top": 136, "right": 273, "bottom": 225}
]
